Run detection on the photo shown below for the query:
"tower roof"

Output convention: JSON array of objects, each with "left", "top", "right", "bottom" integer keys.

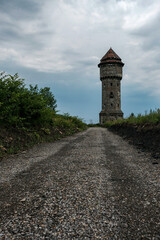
[{"left": 98, "top": 48, "right": 124, "bottom": 66}]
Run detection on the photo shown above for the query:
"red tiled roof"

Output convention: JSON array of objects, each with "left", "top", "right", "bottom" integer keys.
[{"left": 99, "top": 48, "right": 124, "bottom": 65}]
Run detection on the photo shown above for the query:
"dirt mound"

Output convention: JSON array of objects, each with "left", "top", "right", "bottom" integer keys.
[{"left": 109, "top": 123, "right": 160, "bottom": 160}]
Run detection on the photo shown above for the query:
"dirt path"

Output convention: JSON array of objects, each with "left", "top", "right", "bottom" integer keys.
[{"left": 0, "top": 128, "right": 159, "bottom": 239}]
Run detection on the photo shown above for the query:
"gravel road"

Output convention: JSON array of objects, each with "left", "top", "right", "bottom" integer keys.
[{"left": 0, "top": 127, "right": 159, "bottom": 239}]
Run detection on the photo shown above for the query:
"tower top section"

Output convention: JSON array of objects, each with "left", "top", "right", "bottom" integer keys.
[{"left": 98, "top": 48, "right": 124, "bottom": 67}]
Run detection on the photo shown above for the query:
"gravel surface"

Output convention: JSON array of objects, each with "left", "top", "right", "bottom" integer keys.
[{"left": 0, "top": 127, "right": 159, "bottom": 239}]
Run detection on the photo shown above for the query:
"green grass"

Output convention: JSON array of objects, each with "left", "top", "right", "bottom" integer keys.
[
  {"left": 104, "top": 109, "right": 160, "bottom": 127},
  {"left": 0, "top": 115, "right": 87, "bottom": 158},
  {"left": 52, "top": 114, "right": 87, "bottom": 135}
]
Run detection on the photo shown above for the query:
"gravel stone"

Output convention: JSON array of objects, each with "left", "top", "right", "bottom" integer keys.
[{"left": 0, "top": 128, "right": 159, "bottom": 239}]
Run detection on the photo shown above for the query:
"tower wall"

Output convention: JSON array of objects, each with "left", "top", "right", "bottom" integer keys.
[
  {"left": 98, "top": 49, "right": 124, "bottom": 124},
  {"left": 100, "top": 64, "right": 122, "bottom": 79}
]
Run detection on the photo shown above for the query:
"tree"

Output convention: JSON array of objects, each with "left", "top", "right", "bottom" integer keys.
[
  {"left": 0, "top": 72, "right": 57, "bottom": 127},
  {"left": 39, "top": 87, "right": 57, "bottom": 110}
]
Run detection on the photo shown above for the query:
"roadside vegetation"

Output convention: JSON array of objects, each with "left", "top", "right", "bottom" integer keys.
[
  {"left": 104, "top": 109, "right": 160, "bottom": 128},
  {"left": 0, "top": 72, "right": 87, "bottom": 158},
  {"left": 103, "top": 109, "right": 160, "bottom": 158},
  {"left": 87, "top": 123, "right": 101, "bottom": 127}
]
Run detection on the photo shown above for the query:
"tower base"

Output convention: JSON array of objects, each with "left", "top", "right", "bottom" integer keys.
[{"left": 99, "top": 111, "right": 123, "bottom": 124}]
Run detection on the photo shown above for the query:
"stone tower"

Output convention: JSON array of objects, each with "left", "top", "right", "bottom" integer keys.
[{"left": 98, "top": 48, "right": 124, "bottom": 124}]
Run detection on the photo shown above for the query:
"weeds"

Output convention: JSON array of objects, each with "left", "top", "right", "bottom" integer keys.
[{"left": 104, "top": 109, "right": 160, "bottom": 127}]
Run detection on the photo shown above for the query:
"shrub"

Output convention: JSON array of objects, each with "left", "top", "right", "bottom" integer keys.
[
  {"left": 104, "top": 109, "right": 160, "bottom": 127},
  {"left": 0, "top": 72, "right": 57, "bottom": 127},
  {"left": 52, "top": 114, "right": 87, "bottom": 135}
]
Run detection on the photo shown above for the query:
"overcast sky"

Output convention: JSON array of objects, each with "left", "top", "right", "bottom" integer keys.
[{"left": 0, "top": 0, "right": 160, "bottom": 123}]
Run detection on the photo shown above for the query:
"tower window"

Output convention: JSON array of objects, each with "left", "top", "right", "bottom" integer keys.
[
  {"left": 117, "top": 83, "right": 119, "bottom": 87},
  {"left": 110, "top": 83, "right": 113, "bottom": 86},
  {"left": 111, "top": 103, "right": 113, "bottom": 107},
  {"left": 118, "top": 104, "right": 119, "bottom": 107},
  {"left": 110, "top": 92, "right": 114, "bottom": 98}
]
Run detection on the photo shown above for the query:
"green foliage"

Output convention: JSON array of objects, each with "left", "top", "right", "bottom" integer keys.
[
  {"left": 104, "top": 119, "right": 124, "bottom": 128},
  {"left": 104, "top": 109, "right": 160, "bottom": 127},
  {"left": 124, "top": 109, "right": 160, "bottom": 125},
  {"left": 0, "top": 72, "right": 87, "bottom": 158},
  {"left": 0, "top": 72, "right": 57, "bottom": 127},
  {"left": 41, "top": 128, "right": 51, "bottom": 135},
  {"left": 52, "top": 114, "right": 87, "bottom": 135},
  {"left": 39, "top": 87, "right": 57, "bottom": 110}
]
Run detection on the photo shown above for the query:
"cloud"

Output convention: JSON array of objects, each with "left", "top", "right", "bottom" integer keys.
[
  {"left": 0, "top": 0, "right": 126, "bottom": 73},
  {"left": 0, "top": 0, "right": 160, "bottom": 107},
  {"left": 0, "top": 0, "right": 41, "bottom": 19}
]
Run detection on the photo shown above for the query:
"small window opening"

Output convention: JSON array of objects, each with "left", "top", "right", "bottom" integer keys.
[
  {"left": 110, "top": 83, "right": 113, "bottom": 86},
  {"left": 117, "top": 83, "right": 119, "bottom": 87},
  {"left": 110, "top": 92, "right": 114, "bottom": 98},
  {"left": 118, "top": 104, "right": 119, "bottom": 107},
  {"left": 111, "top": 103, "right": 113, "bottom": 107}
]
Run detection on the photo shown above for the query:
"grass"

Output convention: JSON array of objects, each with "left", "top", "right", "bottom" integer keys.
[
  {"left": 0, "top": 114, "right": 87, "bottom": 158},
  {"left": 104, "top": 109, "right": 160, "bottom": 127}
]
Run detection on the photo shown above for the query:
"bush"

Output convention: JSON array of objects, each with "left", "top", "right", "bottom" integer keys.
[
  {"left": 52, "top": 114, "right": 87, "bottom": 135},
  {"left": 0, "top": 72, "right": 57, "bottom": 127},
  {"left": 0, "top": 72, "right": 87, "bottom": 157},
  {"left": 104, "top": 109, "right": 160, "bottom": 127}
]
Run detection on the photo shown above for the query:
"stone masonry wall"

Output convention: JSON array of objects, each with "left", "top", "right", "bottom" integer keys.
[{"left": 99, "top": 62, "right": 123, "bottom": 123}]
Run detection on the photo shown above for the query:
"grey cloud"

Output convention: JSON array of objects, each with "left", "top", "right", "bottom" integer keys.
[
  {"left": 0, "top": 15, "right": 55, "bottom": 52},
  {"left": 142, "top": 63, "right": 159, "bottom": 72},
  {"left": 62, "top": 49, "right": 80, "bottom": 58},
  {"left": 0, "top": 0, "right": 41, "bottom": 19},
  {"left": 130, "top": 14, "right": 160, "bottom": 51},
  {"left": 0, "top": 0, "right": 46, "bottom": 50},
  {"left": 0, "top": 25, "right": 45, "bottom": 51},
  {"left": 77, "top": 58, "right": 98, "bottom": 67},
  {"left": 59, "top": 49, "right": 98, "bottom": 69}
]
